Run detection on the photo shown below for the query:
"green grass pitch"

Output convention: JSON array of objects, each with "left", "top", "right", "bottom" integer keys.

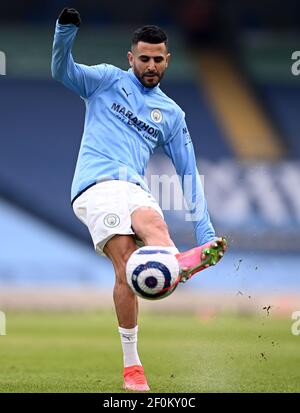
[{"left": 0, "top": 311, "right": 299, "bottom": 392}]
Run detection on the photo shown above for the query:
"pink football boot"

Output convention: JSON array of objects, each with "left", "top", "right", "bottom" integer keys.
[
  {"left": 176, "top": 237, "right": 227, "bottom": 283},
  {"left": 123, "top": 365, "right": 150, "bottom": 392}
]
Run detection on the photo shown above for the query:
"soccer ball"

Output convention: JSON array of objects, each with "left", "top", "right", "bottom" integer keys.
[{"left": 126, "top": 246, "right": 180, "bottom": 300}]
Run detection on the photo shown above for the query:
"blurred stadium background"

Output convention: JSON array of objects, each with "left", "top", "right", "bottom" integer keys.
[{"left": 0, "top": 0, "right": 300, "bottom": 317}]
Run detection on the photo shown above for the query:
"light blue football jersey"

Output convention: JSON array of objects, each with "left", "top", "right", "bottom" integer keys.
[{"left": 51, "top": 22, "right": 216, "bottom": 245}]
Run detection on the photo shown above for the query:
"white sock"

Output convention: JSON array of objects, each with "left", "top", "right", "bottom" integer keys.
[{"left": 118, "top": 326, "right": 142, "bottom": 368}]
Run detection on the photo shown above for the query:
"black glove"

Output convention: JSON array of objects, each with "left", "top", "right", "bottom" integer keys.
[{"left": 58, "top": 8, "right": 81, "bottom": 27}]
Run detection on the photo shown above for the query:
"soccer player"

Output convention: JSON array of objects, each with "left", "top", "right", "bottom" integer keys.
[{"left": 51, "top": 8, "right": 227, "bottom": 391}]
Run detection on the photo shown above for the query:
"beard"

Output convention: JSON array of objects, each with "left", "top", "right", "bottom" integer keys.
[{"left": 135, "top": 69, "right": 165, "bottom": 88}]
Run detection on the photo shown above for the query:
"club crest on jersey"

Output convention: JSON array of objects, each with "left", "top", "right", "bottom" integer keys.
[
  {"left": 103, "top": 213, "right": 120, "bottom": 228},
  {"left": 151, "top": 109, "right": 163, "bottom": 123}
]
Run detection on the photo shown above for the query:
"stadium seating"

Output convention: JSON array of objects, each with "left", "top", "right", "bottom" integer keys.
[{"left": 259, "top": 84, "right": 300, "bottom": 158}]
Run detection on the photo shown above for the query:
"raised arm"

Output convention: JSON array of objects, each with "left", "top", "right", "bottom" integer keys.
[
  {"left": 163, "top": 112, "right": 216, "bottom": 245},
  {"left": 51, "top": 8, "right": 108, "bottom": 98}
]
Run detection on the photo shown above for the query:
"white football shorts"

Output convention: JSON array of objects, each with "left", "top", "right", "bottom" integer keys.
[{"left": 72, "top": 180, "right": 164, "bottom": 256}]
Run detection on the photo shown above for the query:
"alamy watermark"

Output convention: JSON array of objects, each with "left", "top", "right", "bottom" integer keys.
[
  {"left": 0, "top": 51, "right": 6, "bottom": 75},
  {"left": 103, "top": 167, "right": 206, "bottom": 222},
  {"left": 291, "top": 311, "right": 300, "bottom": 336},
  {"left": 0, "top": 311, "right": 6, "bottom": 335},
  {"left": 291, "top": 51, "right": 300, "bottom": 76}
]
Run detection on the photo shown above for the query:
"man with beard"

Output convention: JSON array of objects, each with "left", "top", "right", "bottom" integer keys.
[{"left": 51, "top": 7, "right": 227, "bottom": 392}]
